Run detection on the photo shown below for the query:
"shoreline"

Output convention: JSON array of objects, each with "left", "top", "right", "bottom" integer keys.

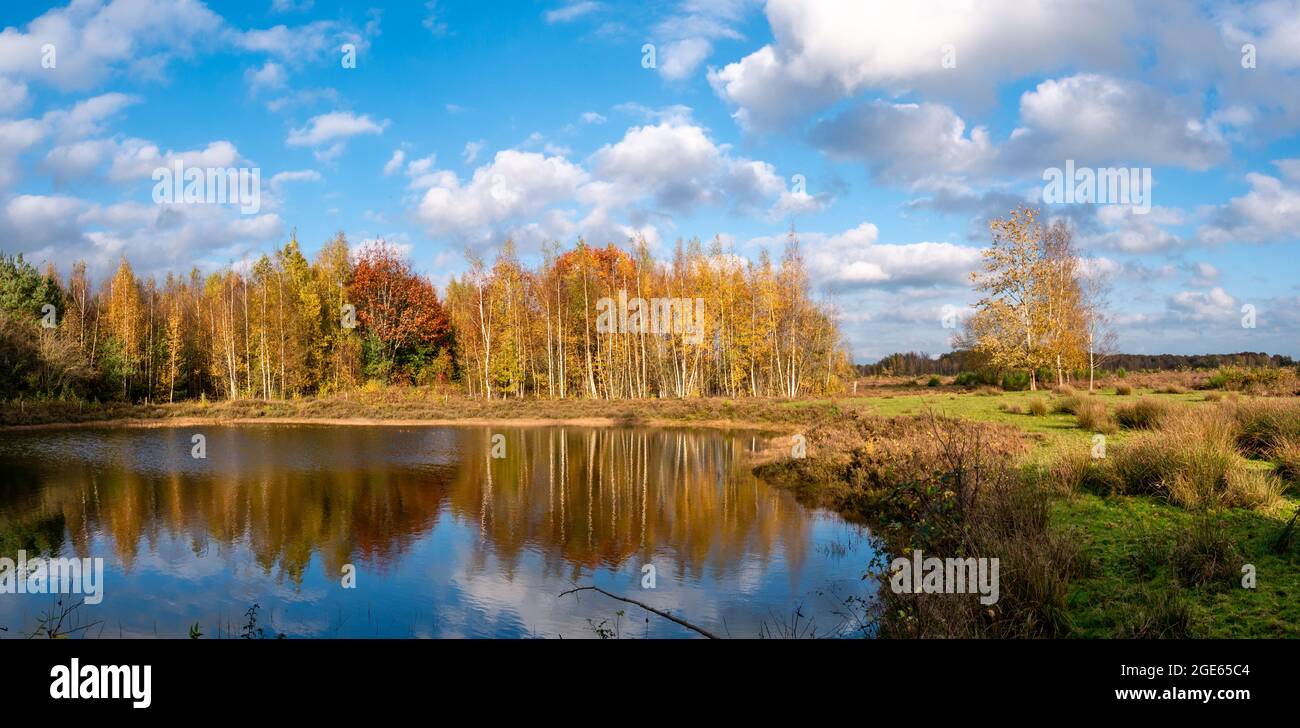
[{"left": 0, "top": 414, "right": 796, "bottom": 434}]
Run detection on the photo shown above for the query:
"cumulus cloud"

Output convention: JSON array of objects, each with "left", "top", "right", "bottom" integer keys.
[
  {"left": 405, "top": 118, "right": 813, "bottom": 246},
  {"left": 287, "top": 111, "right": 388, "bottom": 161},
  {"left": 709, "top": 0, "right": 1138, "bottom": 130},
  {"left": 810, "top": 74, "right": 1227, "bottom": 191},
  {"left": 0, "top": 118, "right": 46, "bottom": 188},
  {"left": 1197, "top": 160, "right": 1300, "bottom": 245},
  {"left": 1004, "top": 74, "right": 1227, "bottom": 170},
  {"left": 0, "top": 193, "right": 284, "bottom": 279},
  {"left": 810, "top": 100, "right": 995, "bottom": 190},
  {"left": 382, "top": 149, "right": 406, "bottom": 177},
  {"left": 0, "top": 77, "right": 30, "bottom": 115},
  {"left": 414, "top": 150, "right": 588, "bottom": 239},
  {"left": 244, "top": 61, "right": 287, "bottom": 94},
  {"left": 0, "top": 0, "right": 223, "bottom": 90}
]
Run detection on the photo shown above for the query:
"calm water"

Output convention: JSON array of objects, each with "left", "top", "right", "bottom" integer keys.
[{"left": 0, "top": 425, "right": 872, "bottom": 638}]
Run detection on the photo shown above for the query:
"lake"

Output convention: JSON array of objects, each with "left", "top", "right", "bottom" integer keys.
[{"left": 0, "top": 424, "right": 873, "bottom": 638}]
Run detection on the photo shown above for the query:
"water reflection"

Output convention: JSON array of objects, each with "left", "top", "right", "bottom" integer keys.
[{"left": 0, "top": 425, "right": 871, "bottom": 638}]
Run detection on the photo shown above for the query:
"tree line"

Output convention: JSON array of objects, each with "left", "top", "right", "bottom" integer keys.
[{"left": 0, "top": 232, "right": 852, "bottom": 402}]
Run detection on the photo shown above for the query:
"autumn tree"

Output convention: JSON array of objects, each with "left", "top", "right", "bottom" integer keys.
[{"left": 349, "top": 240, "right": 454, "bottom": 383}]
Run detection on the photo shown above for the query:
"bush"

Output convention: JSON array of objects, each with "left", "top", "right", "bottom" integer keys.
[
  {"left": 954, "top": 371, "right": 998, "bottom": 388},
  {"left": 1000, "top": 371, "right": 1031, "bottom": 391},
  {"left": 1115, "top": 384, "right": 1133, "bottom": 396},
  {"left": 1115, "top": 397, "right": 1169, "bottom": 430},
  {"left": 1225, "top": 399, "right": 1300, "bottom": 457},
  {"left": 1075, "top": 398, "right": 1115, "bottom": 433},
  {"left": 1270, "top": 434, "right": 1300, "bottom": 484},
  {"left": 1169, "top": 518, "right": 1245, "bottom": 590},
  {"left": 1052, "top": 394, "right": 1083, "bottom": 415},
  {"left": 1114, "top": 588, "right": 1197, "bottom": 638},
  {"left": 1027, "top": 397, "right": 1049, "bottom": 416},
  {"left": 926, "top": 375, "right": 941, "bottom": 387},
  {"left": 1106, "top": 409, "right": 1283, "bottom": 510},
  {"left": 1047, "top": 448, "right": 1110, "bottom": 495},
  {"left": 1208, "top": 366, "right": 1296, "bottom": 394}
]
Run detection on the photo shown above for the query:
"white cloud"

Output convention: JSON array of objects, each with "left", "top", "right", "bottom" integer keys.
[
  {"left": 414, "top": 150, "right": 587, "bottom": 239},
  {"left": 287, "top": 112, "right": 388, "bottom": 161},
  {"left": 1006, "top": 74, "right": 1226, "bottom": 170},
  {"left": 659, "top": 37, "right": 714, "bottom": 81},
  {"left": 382, "top": 149, "right": 406, "bottom": 176},
  {"left": 0, "top": 118, "right": 46, "bottom": 188},
  {"left": 709, "top": 0, "right": 1138, "bottom": 129},
  {"left": 269, "top": 169, "right": 322, "bottom": 189},
  {"left": 43, "top": 93, "right": 139, "bottom": 140},
  {"left": 1197, "top": 160, "right": 1300, "bottom": 245},
  {"left": 271, "top": 0, "right": 315, "bottom": 12},
  {"left": 229, "top": 20, "right": 371, "bottom": 66},
  {"left": 810, "top": 100, "right": 995, "bottom": 190},
  {"left": 244, "top": 61, "right": 287, "bottom": 93},
  {"left": 0, "top": 0, "right": 224, "bottom": 90},
  {"left": 463, "top": 140, "right": 485, "bottom": 165},
  {"left": 545, "top": 2, "right": 603, "bottom": 24},
  {"left": 1168, "top": 286, "right": 1238, "bottom": 322},
  {"left": 0, "top": 193, "right": 285, "bottom": 279},
  {"left": 0, "top": 77, "right": 30, "bottom": 115},
  {"left": 423, "top": 1, "right": 449, "bottom": 36}
]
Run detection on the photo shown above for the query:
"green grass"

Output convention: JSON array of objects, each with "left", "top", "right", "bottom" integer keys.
[
  {"left": 1055, "top": 494, "right": 1300, "bottom": 637},
  {"left": 836, "top": 389, "right": 1210, "bottom": 463},
  {"left": 790, "top": 387, "right": 1300, "bottom": 637}
]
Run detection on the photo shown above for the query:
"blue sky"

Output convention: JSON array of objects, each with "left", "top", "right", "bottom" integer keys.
[{"left": 2, "top": 0, "right": 1299, "bottom": 361}]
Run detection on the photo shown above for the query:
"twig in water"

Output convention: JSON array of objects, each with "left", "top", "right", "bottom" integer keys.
[{"left": 558, "top": 585, "right": 719, "bottom": 639}]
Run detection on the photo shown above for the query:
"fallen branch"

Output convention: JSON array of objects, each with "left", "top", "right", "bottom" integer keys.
[{"left": 558, "top": 586, "right": 720, "bottom": 639}]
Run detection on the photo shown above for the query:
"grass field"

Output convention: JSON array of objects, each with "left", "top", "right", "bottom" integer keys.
[{"left": 762, "top": 382, "right": 1300, "bottom": 638}]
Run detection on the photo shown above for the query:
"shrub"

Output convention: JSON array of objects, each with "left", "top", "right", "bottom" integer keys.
[
  {"left": 1115, "top": 397, "right": 1169, "bottom": 430},
  {"left": 954, "top": 371, "right": 998, "bottom": 388},
  {"left": 1000, "top": 371, "right": 1031, "bottom": 391},
  {"left": 1225, "top": 399, "right": 1300, "bottom": 457},
  {"left": 1106, "top": 409, "right": 1283, "bottom": 510},
  {"left": 1052, "top": 394, "right": 1083, "bottom": 415},
  {"left": 1270, "top": 434, "right": 1300, "bottom": 484},
  {"left": 1075, "top": 398, "right": 1115, "bottom": 433},
  {"left": 1052, "top": 384, "right": 1076, "bottom": 396},
  {"left": 926, "top": 375, "right": 941, "bottom": 387},
  {"left": 1209, "top": 366, "right": 1296, "bottom": 394},
  {"left": 1114, "top": 588, "right": 1197, "bottom": 638},
  {"left": 1027, "top": 397, "right": 1049, "bottom": 416},
  {"left": 1169, "top": 518, "right": 1245, "bottom": 590},
  {"left": 1115, "top": 384, "right": 1133, "bottom": 396},
  {"left": 1047, "top": 448, "right": 1110, "bottom": 495},
  {"left": 1000, "top": 402, "right": 1024, "bottom": 414}
]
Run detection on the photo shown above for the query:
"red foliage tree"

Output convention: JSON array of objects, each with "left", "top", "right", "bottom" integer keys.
[{"left": 348, "top": 240, "right": 453, "bottom": 380}]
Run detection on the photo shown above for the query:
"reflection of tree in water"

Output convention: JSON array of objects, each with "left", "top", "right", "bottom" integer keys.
[
  {"left": 447, "top": 429, "right": 811, "bottom": 584},
  {"left": 0, "top": 427, "right": 810, "bottom": 586}
]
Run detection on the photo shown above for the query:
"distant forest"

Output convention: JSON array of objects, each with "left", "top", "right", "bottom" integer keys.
[{"left": 857, "top": 350, "right": 1297, "bottom": 377}]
